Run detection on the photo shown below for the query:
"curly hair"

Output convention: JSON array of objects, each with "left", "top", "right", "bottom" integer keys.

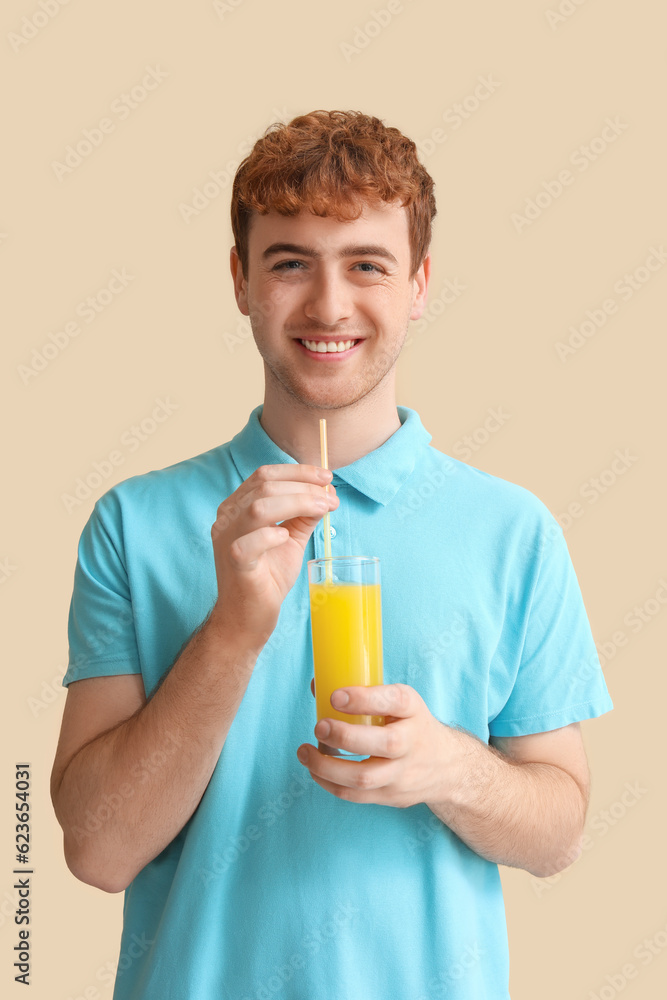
[{"left": 231, "top": 110, "right": 437, "bottom": 279}]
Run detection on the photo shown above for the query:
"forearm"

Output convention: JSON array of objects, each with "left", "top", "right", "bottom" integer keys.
[
  {"left": 52, "top": 614, "right": 263, "bottom": 893},
  {"left": 425, "top": 726, "right": 587, "bottom": 877}
]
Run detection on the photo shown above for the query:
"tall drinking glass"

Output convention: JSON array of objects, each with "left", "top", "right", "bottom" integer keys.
[{"left": 307, "top": 556, "right": 384, "bottom": 758}]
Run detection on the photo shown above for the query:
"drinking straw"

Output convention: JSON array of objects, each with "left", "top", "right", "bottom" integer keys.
[{"left": 319, "top": 418, "right": 333, "bottom": 583}]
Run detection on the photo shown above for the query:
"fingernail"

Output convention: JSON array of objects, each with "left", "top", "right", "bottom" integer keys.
[
  {"left": 297, "top": 747, "right": 308, "bottom": 763},
  {"left": 332, "top": 689, "right": 349, "bottom": 707},
  {"left": 316, "top": 720, "right": 331, "bottom": 739}
]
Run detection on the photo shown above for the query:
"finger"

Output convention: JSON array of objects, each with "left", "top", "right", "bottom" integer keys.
[
  {"left": 216, "top": 481, "right": 337, "bottom": 524},
  {"left": 250, "top": 463, "right": 334, "bottom": 487},
  {"left": 297, "top": 743, "right": 397, "bottom": 792},
  {"left": 274, "top": 495, "right": 339, "bottom": 548},
  {"left": 314, "top": 717, "right": 407, "bottom": 759},
  {"left": 310, "top": 677, "right": 315, "bottom": 698},
  {"left": 251, "top": 491, "right": 338, "bottom": 528},
  {"left": 307, "top": 771, "right": 381, "bottom": 805},
  {"left": 220, "top": 491, "right": 338, "bottom": 545},
  {"left": 330, "top": 683, "right": 418, "bottom": 720},
  {"left": 246, "top": 479, "right": 338, "bottom": 507},
  {"left": 226, "top": 524, "right": 292, "bottom": 570}
]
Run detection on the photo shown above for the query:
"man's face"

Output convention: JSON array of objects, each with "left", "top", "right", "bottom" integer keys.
[{"left": 230, "top": 200, "right": 429, "bottom": 411}]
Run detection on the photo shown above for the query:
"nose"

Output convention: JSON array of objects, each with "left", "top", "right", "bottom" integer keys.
[{"left": 303, "top": 269, "right": 353, "bottom": 327}]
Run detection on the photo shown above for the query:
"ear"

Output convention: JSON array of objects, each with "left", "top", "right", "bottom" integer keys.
[
  {"left": 409, "top": 252, "right": 431, "bottom": 321},
  {"left": 230, "top": 247, "right": 249, "bottom": 316}
]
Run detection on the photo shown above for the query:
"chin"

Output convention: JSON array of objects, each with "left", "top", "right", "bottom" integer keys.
[
  {"left": 290, "top": 384, "right": 367, "bottom": 410},
  {"left": 268, "top": 363, "right": 377, "bottom": 410}
]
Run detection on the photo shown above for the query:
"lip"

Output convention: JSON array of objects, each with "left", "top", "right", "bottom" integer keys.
[{"left": 294, "top": 338, "right": 364, "bottom": 361}]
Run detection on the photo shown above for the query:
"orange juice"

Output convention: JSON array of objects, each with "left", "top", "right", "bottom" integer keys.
[{"left": 309, "top": 581, "right": 384, "bottom": 727}]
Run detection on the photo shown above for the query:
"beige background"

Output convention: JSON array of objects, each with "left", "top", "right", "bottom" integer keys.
[{"left": 2, "top": 0, "right": 665, "bottom": 997}]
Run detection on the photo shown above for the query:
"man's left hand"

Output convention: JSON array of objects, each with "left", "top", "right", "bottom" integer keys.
[{"left": 296, "top": 684, "right": 458, "bottom": 808}]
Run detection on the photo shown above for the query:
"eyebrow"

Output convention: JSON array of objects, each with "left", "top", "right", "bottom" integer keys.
[{"left": 260, "top": 242, "right": 399, "bottom": 266}]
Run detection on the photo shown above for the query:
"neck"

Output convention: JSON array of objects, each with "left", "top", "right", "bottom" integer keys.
[{"left": 258, "top": 374, "right": 402, "bottom": 469}]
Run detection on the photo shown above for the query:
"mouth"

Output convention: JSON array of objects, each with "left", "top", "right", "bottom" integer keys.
[{"left": 294, "top": 337, "right": 364, "bottom": 360}]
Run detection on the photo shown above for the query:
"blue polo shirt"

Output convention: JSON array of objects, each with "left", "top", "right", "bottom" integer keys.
[{"left": 64, "top": 404, "right": 613, "bottom": 1000}]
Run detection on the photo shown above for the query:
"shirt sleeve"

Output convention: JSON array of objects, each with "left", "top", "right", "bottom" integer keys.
[
  {"left": 488, "top": 519, "right": 613, "bottom": 737},
  {"left": 63, "top": 496, "right": 142, "bottom": 687}
]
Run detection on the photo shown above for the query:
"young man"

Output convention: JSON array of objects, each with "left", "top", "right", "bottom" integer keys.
[{"left": 51, "top": 110, "right": 612, "bottom": 999}]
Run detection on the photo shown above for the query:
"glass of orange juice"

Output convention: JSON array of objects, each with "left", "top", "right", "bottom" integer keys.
[{"left": 307, "top": 556, "right": 384, "bottom": 758}]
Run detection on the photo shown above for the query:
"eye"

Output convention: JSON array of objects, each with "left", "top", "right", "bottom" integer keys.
[
  {"left": 272, "top": 260, "right": 306, "bottom": 271},
  {"left": 353, "top": 262, "right": 383, "bottom": 273}
]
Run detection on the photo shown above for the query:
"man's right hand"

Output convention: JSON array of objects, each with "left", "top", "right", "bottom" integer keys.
[
  {"left": 209, "top": 464, "right": 339, "bottom": 643},
  {"left": 52, "top": 463, "right": 339, "bottom": 892}
]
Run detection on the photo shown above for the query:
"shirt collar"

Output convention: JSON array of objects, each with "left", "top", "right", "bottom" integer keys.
[{"left": 228, "top": 404, "right": 432, "bottom": 506}]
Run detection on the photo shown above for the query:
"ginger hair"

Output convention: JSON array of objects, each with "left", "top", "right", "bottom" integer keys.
[{"left": 231, "top": 110, "right": 436, "bottom": 279}]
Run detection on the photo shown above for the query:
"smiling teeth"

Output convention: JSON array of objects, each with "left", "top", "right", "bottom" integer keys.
[{"left": 301, "top": 339, "right": 356, "bottom": 353}]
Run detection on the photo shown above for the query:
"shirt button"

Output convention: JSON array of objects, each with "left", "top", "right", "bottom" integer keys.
[{"left": 329, "top": 525, "right": 336, "bottom": 538}]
